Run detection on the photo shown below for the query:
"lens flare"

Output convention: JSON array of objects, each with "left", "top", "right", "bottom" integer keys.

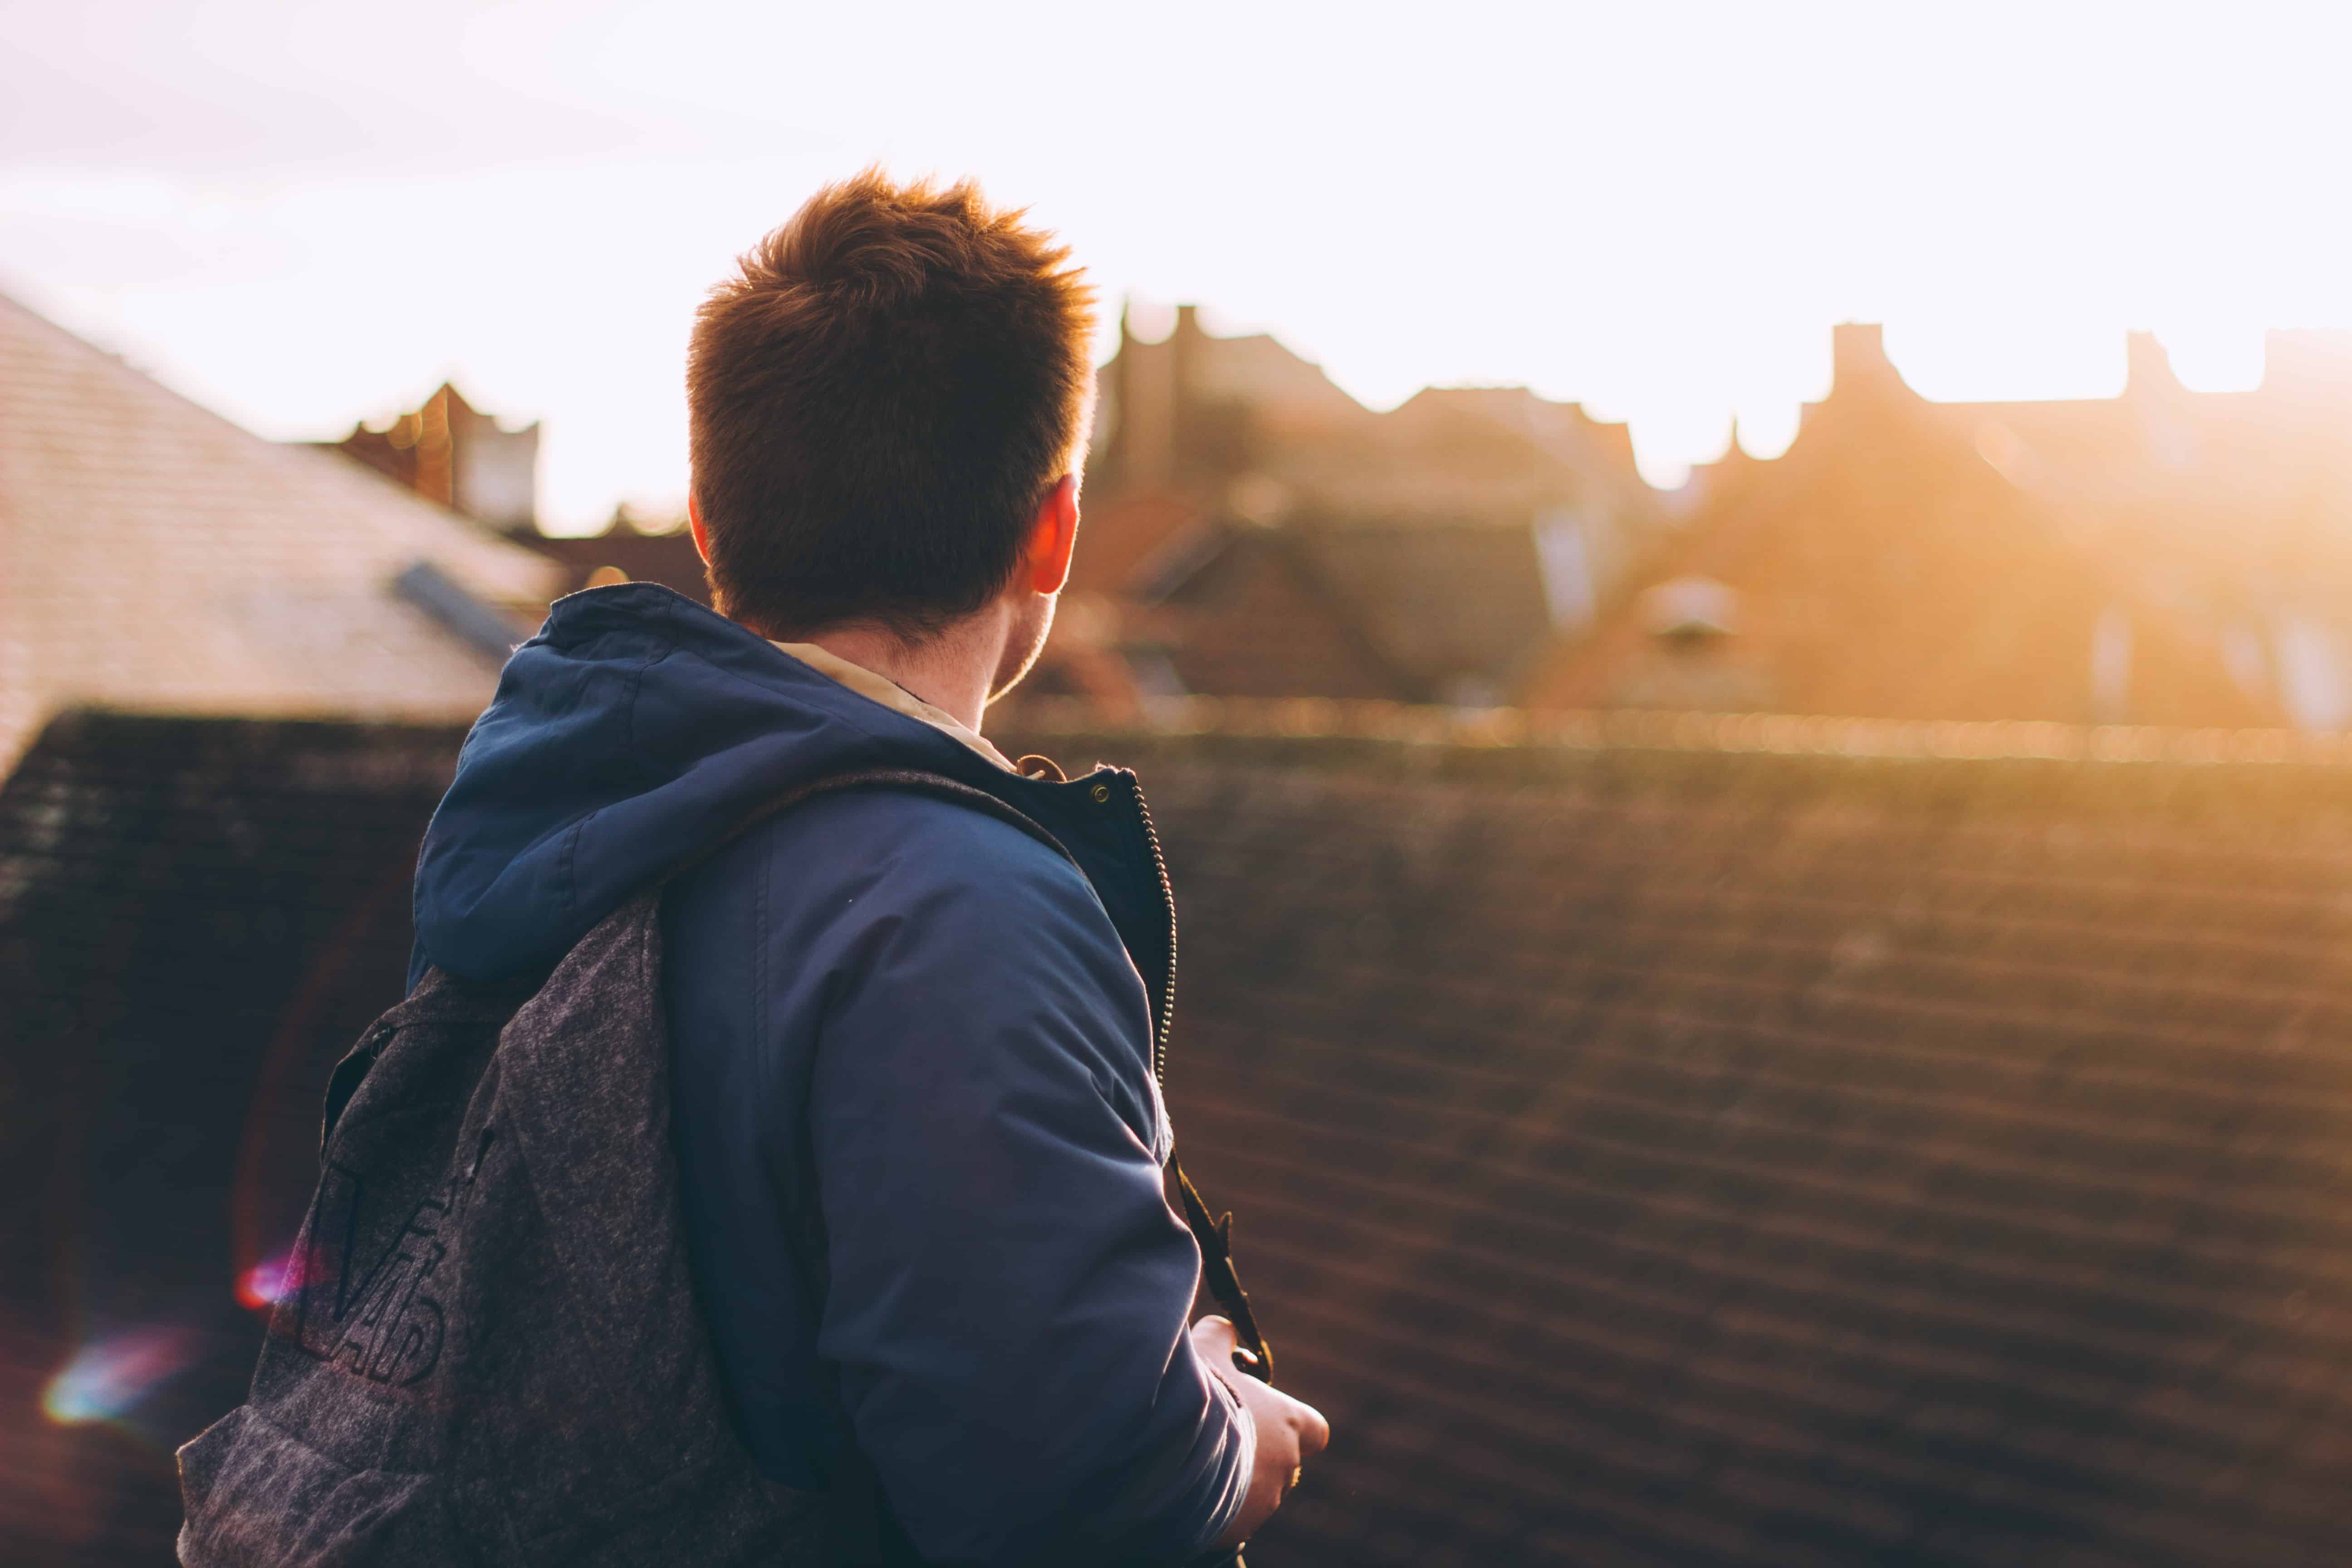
[
  {"left": 236, "top": 1248, "right": 299, "bottom": 1311},
  {"left": 41, "top": 1328, "right": 194, "bottom": 1425}
]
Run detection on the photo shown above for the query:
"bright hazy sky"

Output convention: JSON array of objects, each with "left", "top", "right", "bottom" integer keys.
[{"left": 4, "top": 0, "right": 2347, "bottom": 530}]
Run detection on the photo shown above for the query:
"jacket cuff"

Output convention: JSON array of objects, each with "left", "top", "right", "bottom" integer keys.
[{"left": 1182, "top": 1370, "right": 1258, "bottom": 1561}]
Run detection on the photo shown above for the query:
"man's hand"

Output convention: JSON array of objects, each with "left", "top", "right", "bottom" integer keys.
[{"left": 1192, "top": 1316, "right": 1330, "bottom": 1550}]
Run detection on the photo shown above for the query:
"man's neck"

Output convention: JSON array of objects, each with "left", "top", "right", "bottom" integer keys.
[{"left": 795, "top": 608, "right": 1006, "bottom": 734}]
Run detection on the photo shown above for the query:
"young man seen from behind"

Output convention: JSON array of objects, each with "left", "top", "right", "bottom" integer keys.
[{"left": 408, "top": 172, "right": 1328, "bottom": 1563}]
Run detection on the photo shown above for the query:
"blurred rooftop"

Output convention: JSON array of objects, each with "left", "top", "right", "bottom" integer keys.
[
  {"left": 0, "top": 292, "right": 560, "bottom": 774},
  {"left": 15, "top": 705, "right": 2352, "bottom": 1564},
  {"left": 1010, "top": 310, "right": 2352, "bottom": 737}
]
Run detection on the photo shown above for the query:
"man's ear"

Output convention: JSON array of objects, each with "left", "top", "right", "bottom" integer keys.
[
  {"left": 1025, "top": 475, "right": 1080, "bottom": 596},
  {"left": 687, "top": 492, "right": 711, "bottom": 568}
]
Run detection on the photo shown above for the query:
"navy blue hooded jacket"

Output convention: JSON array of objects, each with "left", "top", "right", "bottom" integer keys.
[{"left": 409, "top": 583, "right": 1251, "bottom": 1565}]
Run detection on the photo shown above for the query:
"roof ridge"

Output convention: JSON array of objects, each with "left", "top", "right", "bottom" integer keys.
[{"left": 1014, "top": 695, "right": 2352, "bottom": 767}]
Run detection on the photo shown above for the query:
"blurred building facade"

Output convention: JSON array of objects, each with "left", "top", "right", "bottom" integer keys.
[
  {"left": 314, "top": 382, "right": 541, "bottom": 532},
  {"left": 1034, "top": 310, "right": 2352, "bottom": 733},
  {"left": 1532, "top": 325, "right": 2352, "bottom": 729},
  {"left": 1009, "top": 305, "right": 1670, "bottom": 720},
  {"left": 299, "top": 306, "right": 2352, "bottom": 738}
]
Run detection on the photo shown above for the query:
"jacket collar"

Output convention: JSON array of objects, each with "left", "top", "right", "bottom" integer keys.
[{"left": 769, "top": 640, "right": 1017, "bottom": 774}]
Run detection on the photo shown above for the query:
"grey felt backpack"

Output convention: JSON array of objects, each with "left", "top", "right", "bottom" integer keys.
[{"left": 176, "top": 881, "right": 840, "bottom": 1567}]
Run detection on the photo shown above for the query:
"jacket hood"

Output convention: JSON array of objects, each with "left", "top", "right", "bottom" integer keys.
[{"left": 412, "top": 582, "right": 1026, "bottom": 982}]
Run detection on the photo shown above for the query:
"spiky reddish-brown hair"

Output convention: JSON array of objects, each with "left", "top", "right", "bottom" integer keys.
[{"left": 687, "top": 169, "right": 1095, "bottom": 639}]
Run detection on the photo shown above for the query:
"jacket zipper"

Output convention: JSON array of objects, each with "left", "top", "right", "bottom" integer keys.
[
  {"left": 1127, "top": 774, "right": 1177, "bottom": 1089},
  {"left": 1127, "top": 774, "right": 1275, "bottom": 1387}
]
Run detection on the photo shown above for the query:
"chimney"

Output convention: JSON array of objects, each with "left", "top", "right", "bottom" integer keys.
[
  {"left": 1117, "top": 301, "right": 1179, "bottom": 491},
  {"left": 2126, "top": 332, "right": 2178, "bottom": 396},
  {"left": 1831, "top": 323, "right": 1893, "bottom": 398}
]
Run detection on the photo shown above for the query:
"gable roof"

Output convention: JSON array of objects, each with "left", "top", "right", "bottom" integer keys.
[
  {"left": 1292, "top": 522, "right": 1556, "bottom": 703},
  {"left": 1180, "top": 324, "right": 1372, "bottom": 435},
  {"left": 1093, "top": 511, "right": 1559, "bottom": 706},
  {"left": 1269, "top": 385, "right": 1650, "bottom": 530},
  {"left": 0, "top": 293, "right": 560, "bottom": 770},
  {"left": 1142, "top": 525, "right": 1413, "bottom": 702}
]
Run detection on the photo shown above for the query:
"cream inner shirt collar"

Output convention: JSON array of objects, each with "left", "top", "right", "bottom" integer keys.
[{"left": 772, "top": 640, "right": 1017, "bottom": 774}]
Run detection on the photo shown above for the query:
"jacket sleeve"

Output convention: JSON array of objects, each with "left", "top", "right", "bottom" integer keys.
[{"left": 806, "top": 813, "right": 1253, "bottom": 1566}]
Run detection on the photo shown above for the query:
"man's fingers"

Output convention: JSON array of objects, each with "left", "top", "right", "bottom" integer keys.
[
  {"left": 1196, "top": 1312, "right": 1332, "bottom": 1509},
  {"left": 1195, "top": 1315, "right": 1263, "bottom": 1378}
]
